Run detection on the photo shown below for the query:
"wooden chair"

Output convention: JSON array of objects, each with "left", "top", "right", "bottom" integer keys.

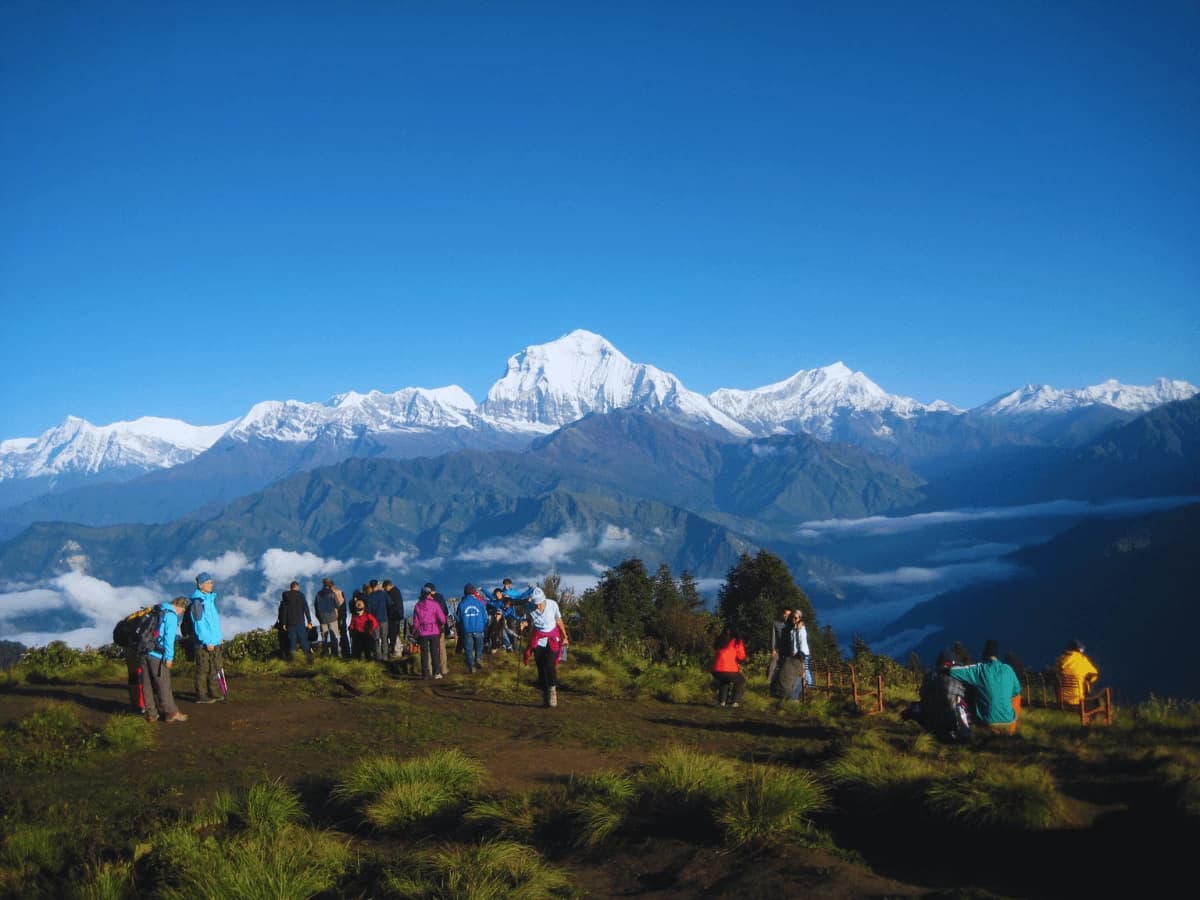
[{"left": 1057, "top": 672, "right": 1113, "bottom": 725}]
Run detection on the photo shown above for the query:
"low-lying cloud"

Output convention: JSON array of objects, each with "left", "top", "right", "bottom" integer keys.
[{"left": 798, "top": 495, "right": 1200, "bottom": 540}]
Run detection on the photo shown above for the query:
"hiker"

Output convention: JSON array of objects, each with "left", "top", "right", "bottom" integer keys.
[
  {"left": 189, "top": 572, "right": 226, "bottom": 704},
  {"left": 383, "top": 579, "right": 405, "bottom": 658},
  {"left": 903, "top": 648, "right": 972, "bottom": 743},
  {"left": 334, "top": 579, "right": 351, "bottom": 658},
  {"left": 1057, "top": 639, "right": 1100, "bottom": 706},
  {"left": 347, "top": 596, "right": 379, "bottom": 660},
  {"left": 457, "top": 583, "right": 489, "bottom": 673},
  {"left": 142, "top": 596, "right": 189, "bottom": 723},
  {"left": 949, "top": 639, "right": 1022, "bottom": 734},
  {"left": 366, "top": 580, "right": 390, "bottom": 661},
  {"left": 277, "top": 581, "right": 315, "bottom": 661},
  {"left": 413, "top": 583, "right": 448, "bottom": 679},
  {"left": 782, "top": 610, "right": 812, "bottom": 701},
  {"left": 430, "top": 584, "right": 452, "bottom": 674},
  {"left": 766, "top": 606, "right": 791, "bottom": 695},
  {"left": 711, "top": 627, "right": 747, "bottom": 708},
  {"left": 314, "top": 578, "right": 343, "bottom": 657},
  {"left": 524, "top": 587, "right": 569, "bottom": 708},
  {"left": 500, "top": 577, "right": 533, "bottom": 605}
]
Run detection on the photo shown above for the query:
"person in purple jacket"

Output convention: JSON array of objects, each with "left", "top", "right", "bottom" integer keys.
[{"left": 412, "top": 583, "right": 448, "bottom": 679}]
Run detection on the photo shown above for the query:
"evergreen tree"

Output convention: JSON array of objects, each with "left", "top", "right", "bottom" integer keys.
[
  {"left": 716, "top": 551, "right": 813, "bottom": 652},
  {"left": 578, "top": 558, "right": 655, "bottom": 648},
  {"left": 677, "top": 570, "right": 704, "bottom": 612},
  {"left": 652, "top": 563, "right": 683, "bottom": 613}
]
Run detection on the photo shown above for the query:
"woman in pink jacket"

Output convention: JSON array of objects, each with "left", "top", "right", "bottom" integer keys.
[{"left": 412, "top": 584, "right": 448, "bottom": 679}]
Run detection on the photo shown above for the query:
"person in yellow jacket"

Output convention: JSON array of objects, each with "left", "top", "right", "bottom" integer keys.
[{"left": 1057, "top": 639, "right": 1099, "bottom": 705}]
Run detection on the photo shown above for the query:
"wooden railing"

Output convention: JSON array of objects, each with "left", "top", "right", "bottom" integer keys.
[
  {"left": 1021, "top": 671, "right": 1113, "bottom": 725},
  {"left": 802, "top": 662, "right": 885, "bottom": 715}
]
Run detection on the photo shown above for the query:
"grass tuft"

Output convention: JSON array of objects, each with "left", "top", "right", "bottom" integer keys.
[
  {"left": 718, "top": 764, "right": 829, "bottom": 849},
  {"left": 384, "top": 839, "right": 572, "bottom": 899},
  {"left": 924, "top": 763, "right": 1067, "bottom": 830},
  {"left": 100, "top": 714, "right": 156, "bottom": 753}
]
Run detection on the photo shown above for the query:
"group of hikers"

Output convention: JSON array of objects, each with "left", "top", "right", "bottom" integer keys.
[
  {"left": 125, "top": 571, "right": 572, "bottom": 722},
  {"left": 711, "top": 604, "right": 1102, "bottom": 742},
  {"left": 128, "top": 574, "right": 1098, "bottom": 734}
]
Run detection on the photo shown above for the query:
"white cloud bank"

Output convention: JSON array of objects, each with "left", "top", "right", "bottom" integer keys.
[{"left": 798, "top": 495, "right": 1200, "bottom": 540}]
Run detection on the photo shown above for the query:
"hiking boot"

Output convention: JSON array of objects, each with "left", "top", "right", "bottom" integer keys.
[
  {"left": 165, "top": 712, "right": 188, "bottom": 723},
  {"left": 195, "top": 697, "right": 218, "bottom": 704},
  {"left": 549, "top": 687, "right": 558, "bottom": 708},
  {"left": 434, "top": 673, "right": 443, "bottom": 680}
]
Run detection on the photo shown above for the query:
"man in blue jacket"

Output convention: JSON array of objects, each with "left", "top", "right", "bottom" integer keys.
[
  {"left": 366, "top": 580, "right": 390, "bottom": 661},
  {"left": 190, "top": 572, "right": 226, "bottom": 703},
  {"left": 142, "top": 596, "right": 189, "bottom": 723},
  {"left": 456, "top": 584, "right": 490, "bottom": 673}
]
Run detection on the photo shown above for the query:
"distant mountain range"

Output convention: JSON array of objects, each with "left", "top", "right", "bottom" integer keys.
[
  {"left": 1, "top": 330, "right": 1197, "bottom": 695},
  {"left": 1, "top": 329, "right": 1194, "bottom": 530}
]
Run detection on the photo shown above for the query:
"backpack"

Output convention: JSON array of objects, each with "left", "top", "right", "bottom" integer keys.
[{"left": 113, "top": 605, "right": 164, "bottom": 654}]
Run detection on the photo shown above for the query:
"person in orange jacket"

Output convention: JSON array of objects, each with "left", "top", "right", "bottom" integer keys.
[{"left": 711, "top": 628, "right": 747, "bottom": 708}]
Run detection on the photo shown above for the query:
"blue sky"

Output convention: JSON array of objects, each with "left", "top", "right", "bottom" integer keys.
[{"left": 2, "top": 1, "right": 1197, "bottom": 440}]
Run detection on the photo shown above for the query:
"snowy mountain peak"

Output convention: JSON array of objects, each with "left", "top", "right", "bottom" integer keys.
[
  {"left": 708, "top": 363, "right": 958, "bottom": 439},
  {"left": 0, "top": 415, "right": 232, "bottom": 480},
  {"left": 226, "top": 386, "right": 480, "bottom": 443},
  {"left": 479, "top": 330, "right": 750, "bottom": 436},
  {"left": 978, "top": 378, "right": 1199, "bottom": 417}
]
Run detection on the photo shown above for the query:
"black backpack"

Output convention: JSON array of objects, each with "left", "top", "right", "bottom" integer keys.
[{"left": 113, "top": 605, "right": 164, "bottom": 654}]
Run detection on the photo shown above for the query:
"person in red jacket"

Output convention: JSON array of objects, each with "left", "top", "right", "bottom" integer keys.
[
  {"left": 347, "top": 598, "right": 379, "bottom": 661},
  {"left": 711, "top": 628, "right": 747, "bottom": 708}
]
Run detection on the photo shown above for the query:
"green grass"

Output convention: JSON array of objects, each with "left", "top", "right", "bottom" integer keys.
[
  {"left": 336, "top": 748, "right": 486, "bottom": 831},
  {"left": 99, "top": 714, "right": 156, "bottom": 753},
  {"left": 718, "top": 764, "right": 829, "bottom": 849},
  {"left": 384, "top": 839, "right": 574, "bottom": 899},
  {"left": 924, "top": 762, "right": 1068, "bottom": 830}
]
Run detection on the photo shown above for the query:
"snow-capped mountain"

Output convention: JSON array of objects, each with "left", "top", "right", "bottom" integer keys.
[
  {"left": 478, "top": 330, "right": 751, "bottom": 436},
  {"left": 0, "top": 416, "right": 231, "bottom": 480},
  {"left": 225, "top": 386, "right": 478, "bottom": 442},
  {"left": 976, "top": 378, "right": 1198, "bottom": 417},
  {"left": 708, "top": 362, "right": 960, "bottom": 439},
  {"left": 1, "top": 330, "right": 1195, "bottom": 507}
]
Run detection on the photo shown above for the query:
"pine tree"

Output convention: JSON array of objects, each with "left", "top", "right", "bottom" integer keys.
[{"left": 716, "top": 551, "right": 814, "bottom": 652}]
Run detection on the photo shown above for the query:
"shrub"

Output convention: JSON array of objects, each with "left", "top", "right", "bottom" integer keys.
[
  {"left": 241, "top": 779, "right": 305, "bottom": 836},
  {"left": 336, "top": 748, "right": 485, "bottom": 831},
  {"left": 924, "top": 763, "right": 1067, "bottom": 830},
  {"left": 0, "top": 703, "right": 97, "bottom": 772},
  {"left": 222, "top": 629, "right": 283, "bottom": 663},
  {"left": 16, "top": 642, "right": 119, "bottom": 683},
  {"left": 718, "top": 764, "right": 829, "bottom": 849},
  {"left": 384, "top": 840, "right": 572, "bottom": 899},
  {"left": 100, "top": 714, "right": 156, "bottom": 753}
]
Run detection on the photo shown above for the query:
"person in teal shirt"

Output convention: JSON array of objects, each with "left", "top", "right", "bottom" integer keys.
[{"left": 949, "top": 640, "right": 1022, "bottom": 732}]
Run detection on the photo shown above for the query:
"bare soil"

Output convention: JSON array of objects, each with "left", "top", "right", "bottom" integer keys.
[{"left": 1, "top": 661, "right": 1193, "bottom": 899}]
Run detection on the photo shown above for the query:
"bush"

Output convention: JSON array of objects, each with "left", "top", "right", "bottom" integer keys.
[
  {"left": 924, "top": 763, "right": 1067, "bottom": 830},
  {"left": 222, "top": 629, "right": 283, "bottom": 663},
  {"left": 384, "top": 840, "right": 572, "bottom": 899},
  {"left": 336, "top": 748, "right": 486, "bottom": 831},
  {"left": 100, "top": 714, "right": 156, "bottom": 753},
  {"left": 16, "top": 642, "right": 120, "bottom": 683},
  {"left": 718, "top": 764, "right": 829, "bottom": 849}
]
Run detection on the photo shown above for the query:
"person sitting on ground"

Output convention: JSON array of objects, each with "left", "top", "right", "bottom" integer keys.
[
  {"left": 949, "top": 639, "right": 1022, "bottom": 734},
  {"left": 711, "top": 627, "right": 747, "bottom": 708},
  {"left": 903, "top": 648, "right": 973, "bottom": 743},
  {"left": 1056, "top": 639, "right": 1100, "bottom": 707}
]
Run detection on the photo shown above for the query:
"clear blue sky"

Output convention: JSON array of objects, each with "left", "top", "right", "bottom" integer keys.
[{"left": 2, "top": 1, "right": 1197, "bottom": 439}]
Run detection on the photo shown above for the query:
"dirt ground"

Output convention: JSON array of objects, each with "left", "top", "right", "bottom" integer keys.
[{"left": 1, "top": 663, "right": 1192, "bottom": 899}]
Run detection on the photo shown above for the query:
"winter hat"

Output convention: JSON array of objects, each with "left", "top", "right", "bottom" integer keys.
[
  {"left": 1069, "top": 639, "right": 1085, "bottom": 653},
  {"left": 528, "top": 587, "right": 547, "bottom": 604},
  {"left": 981, "top": 639, "right": 1000, "bottom": 659},
  {"left": 463, "top": 583, "right": 476, "bottom": 597},
  {"left": 195, "top": 572, "right": 213, "bottom": 586}
]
